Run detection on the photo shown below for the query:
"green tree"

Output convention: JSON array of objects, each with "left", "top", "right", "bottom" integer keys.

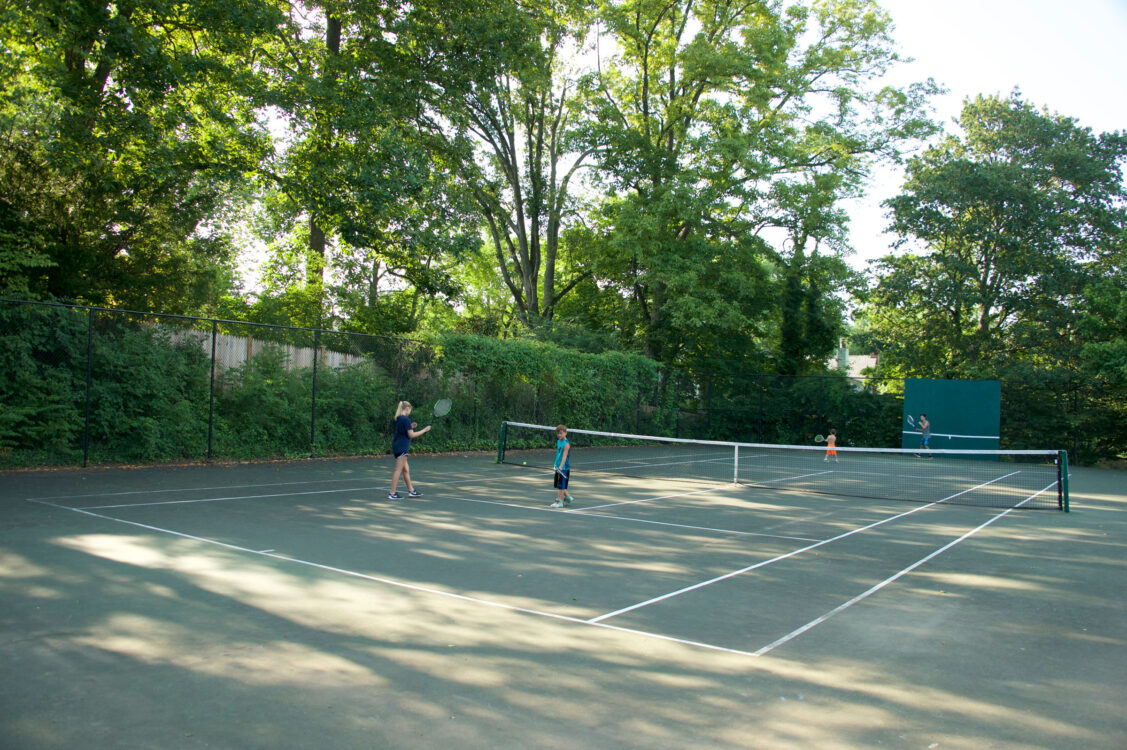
[
  {"left": 1076, "top": 250, "right": 1127, "bottom": 385},
  {"left": 577, "top": 0, "right": 936, "bottom": 368},
  {"left": 862, "top": 93, "right": 1127, "bottom": 379},
  {"left": 247, "top": 0, "right": 515, "bottom": 330},
  {"left": 0, "top": 0, "right": 279, "bottom": 310},
  {"left": 430, "top": 0, "right": 597, "bottom": 331},
  {"left": 768, "top": 174, "right": 858, "bottom": 374}
]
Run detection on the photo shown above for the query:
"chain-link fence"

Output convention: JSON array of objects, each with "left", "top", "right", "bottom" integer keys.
[{"left": 2, "top": 298, "right": 1122, "bottom": 468}]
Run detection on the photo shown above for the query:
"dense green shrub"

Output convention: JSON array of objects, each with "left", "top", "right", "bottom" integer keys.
[
  {"left": 2, "top": 300, "right": 1123, "bottom": 467},
  {"left": 0, "top": 303, "right": 88, "bottom": 465}
]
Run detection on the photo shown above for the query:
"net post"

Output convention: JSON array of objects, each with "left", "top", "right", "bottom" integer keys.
[
  {"left": 497, "top": 422, "right": 508, "bottom": 464},
  {"left": 1058, "top": 450, "right": 1070, "bottom": 512}
]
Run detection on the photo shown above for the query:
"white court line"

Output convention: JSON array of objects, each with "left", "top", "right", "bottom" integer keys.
[
  {"left": 742, "top": 469, "right": 834, "bottom": 485},
  {"left": 585, "top": 455, "right": 733, "bottom": 474},
  {"left": 574, "top": 511, "right": 821, "bottom": 543},
  {"left": 30, "top": 468, "right": 1040, "bottom": 660},
  {"left": 581, "top": 487, "right": 724, "bottom": 511},
  {"left": 753, "top": 478, "right": 1059, "bottom": 656},
  {"left": 902, "top": 429, "right": 999, "bottom": 441},
  {"left": 587, "top": 471, "right": 1022, "bottom": 624},
  {"left": 595, "top": 449, "right": 727, "bottom": 463},
  {"left": 26, "top": 470, "right": 510, "bottom": 504},
  {"left": 26, "top": 476, "right": 392, "bottom": 502},
  {"left": 30, "top": 499, "right": 763, "bottom": 659},
  {"left": 84, "top": 487, "right": 383, "bottom": 509},
  {"left": 70, "top": 474, "right": 518, "bottom": 510},
  {"left": 448, "top": 496, "right": 821, "bottom": 543}
]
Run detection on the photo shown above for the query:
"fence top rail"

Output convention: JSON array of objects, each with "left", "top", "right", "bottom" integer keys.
[{"left": 0, "top": 297, "right": 420, "bottom": 346}]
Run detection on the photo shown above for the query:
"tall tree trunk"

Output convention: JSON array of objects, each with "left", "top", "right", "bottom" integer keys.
[{"left": 307, "top": 16, "right": 342, "bottom": 302}]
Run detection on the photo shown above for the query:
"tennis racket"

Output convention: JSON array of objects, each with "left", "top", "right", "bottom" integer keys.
[
  {"left": 433, "top": 398, "right": 453, "bottom": 418},
  {"left": 814, "top": 434, "right": 825, "bottom": 443}
]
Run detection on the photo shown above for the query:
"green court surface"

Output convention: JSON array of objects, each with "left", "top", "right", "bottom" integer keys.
[{"left": 1, "top": 454, "right": 1124, "bottom": 749}]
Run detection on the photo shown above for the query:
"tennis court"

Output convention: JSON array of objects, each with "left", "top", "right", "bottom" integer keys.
[{"left": 2, "top": 447, "right": 1125, "bottom": 749}]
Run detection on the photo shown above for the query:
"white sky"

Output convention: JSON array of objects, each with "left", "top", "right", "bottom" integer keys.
[{"left": 844, "top": 0, "right": 1127, "bottom": 269}]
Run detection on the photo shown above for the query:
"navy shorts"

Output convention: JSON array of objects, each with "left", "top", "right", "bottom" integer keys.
[{"left": 553, "top": 468, "right": 570, "bottom": 490}]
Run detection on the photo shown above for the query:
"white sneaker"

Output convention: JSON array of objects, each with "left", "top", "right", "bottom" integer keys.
[{"left": 550, "top": 500, "right": 564, "bottom": 508}]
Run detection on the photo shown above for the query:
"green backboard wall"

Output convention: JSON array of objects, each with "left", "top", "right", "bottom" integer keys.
[{"left": 903, "top": 379, "right": 1001, "bottom": 451}]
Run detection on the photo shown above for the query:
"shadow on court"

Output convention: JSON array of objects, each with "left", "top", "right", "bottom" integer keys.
[{"left": 1, "top": 455, "right": 1124, "bottom": 749}]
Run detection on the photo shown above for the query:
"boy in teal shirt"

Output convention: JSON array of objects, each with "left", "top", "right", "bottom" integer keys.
[{"left": 550, "top": 424, "right": 573, "bottom": 508}]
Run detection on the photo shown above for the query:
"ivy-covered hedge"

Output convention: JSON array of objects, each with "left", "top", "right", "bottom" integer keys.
[
  {"left": 0, "top": 303, "right": 688, "bottom": 466},
  {"left": 3, "top": 300, "right": 1120, "bottom": 468}
]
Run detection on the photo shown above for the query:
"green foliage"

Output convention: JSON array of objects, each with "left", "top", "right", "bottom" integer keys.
[
  {"left": 426, "top": 0, "right": 596, "bottom": 329},
  {"left": 4, "top": 299, "right": 1122, "bottom": 466},
  {"left": 87, "top": 320, "right": 213, "bottom": 462},
  {"left": 0, "top": 304, "right": 88, "bottom": 462},
  {"left": 690, "top": 371, "right": 902, "bottom": 448},
  {"left": 1075, "top": 250, "right": 1127, "bottom": 386},
  {"left": 433, "top": 332, "right": 671, "bottom": 432},
  {"left": 571, "top": 0, "right": 937, "bottom": 369},
  {"left": 855, "top": 93, "right": 1127, "bottom": 461},
  {"left": 247, "top": 1, "right": 491, "bottom": 328},
  {"left": 0, "top": 197, "right": 56, "bottom": 297},
  {"left": 311, "top": 362, "right": 399, "bottom": 454},
  {"left": 0, "top": 302, "right": 680, "bottom": 464},
  {"left": 0, "top": 0, "right": 276, "bottom": 310},
  {"left": 867, "top": 93, "right": 1127, "bottom": 377},
  {"left": 4, "top": 0, "right": 1126, "bottom": 466}
]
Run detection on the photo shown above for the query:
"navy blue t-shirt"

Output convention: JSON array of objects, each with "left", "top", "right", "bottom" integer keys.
[{"left": 392, "top": 415, "right": 413, "bottom": 456}]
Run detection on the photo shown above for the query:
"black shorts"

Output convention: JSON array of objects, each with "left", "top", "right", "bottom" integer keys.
[{"left": 553, "top": 468, "right": 570, "bottom": 490}]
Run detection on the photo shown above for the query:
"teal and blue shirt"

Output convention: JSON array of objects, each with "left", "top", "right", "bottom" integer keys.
[{"left": 555, "top": 438, "right": 571, "bottom": 471}]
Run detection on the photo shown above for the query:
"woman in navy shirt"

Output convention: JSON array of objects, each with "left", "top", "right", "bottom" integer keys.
[{"left": 389, "top": 401, "right": 431, "bottom": 499}]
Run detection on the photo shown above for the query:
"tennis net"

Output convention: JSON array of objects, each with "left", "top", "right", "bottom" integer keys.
[{"left": 498, "top": 422, "right": 1069, "bottom": 511}]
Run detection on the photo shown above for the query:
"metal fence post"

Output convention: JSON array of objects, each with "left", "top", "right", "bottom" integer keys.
[
  {"left": 82, "top": 308, "right": 93, "bottom": 467},
  {"left": 310, "top": 328, "right": 320, "bottom": 456},
  {"left": 757, "top": 373, "right": 765, "bottom": 442},
  {"left": 208, "top": 321, "right": 217, "bottom": 460}
]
